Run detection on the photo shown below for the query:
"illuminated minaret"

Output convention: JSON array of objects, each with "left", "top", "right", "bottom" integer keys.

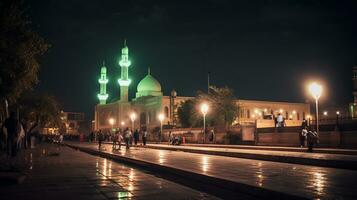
[
  {"left": 97, "top": 61, "right": 109, "bottom": 104},
  {"left": 118, "top": 40, "right": 131, "bottom": 102}
]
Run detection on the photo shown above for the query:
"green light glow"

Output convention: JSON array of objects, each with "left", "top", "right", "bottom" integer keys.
[
  {"left": 119, "top": 59, "right": 131, "bottom": 67},
  {"left": 118, "top": 79, "right": 131, "bottom": 86},
  {"left": 98, "top": 78, "right": 108, "bottom": 84},
  {"left": 97, "top": 94, "right": 108, "bottom": 101},
  {"left": 98, "top": 62, "right": 109, "bottom": 104}
]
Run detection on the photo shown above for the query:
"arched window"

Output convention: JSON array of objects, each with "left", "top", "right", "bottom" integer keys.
[{"left": 164, "top": 106, "right": 169, "bottom": 118}]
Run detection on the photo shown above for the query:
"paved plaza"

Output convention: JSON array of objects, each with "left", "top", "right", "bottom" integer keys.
[
  {"left": 70, "top": 142, "right": 357, "bottom": 200},
  {"left": 0, "top": 144, "right": 218, "bottom": 200}
]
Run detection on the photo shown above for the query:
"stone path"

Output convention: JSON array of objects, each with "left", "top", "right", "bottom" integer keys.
[
  {"left": 71, "top": 142, "right": 357, "bottom": 200},
  {"left": 0, "top": 144, "right": 219, "bottom": 200}
]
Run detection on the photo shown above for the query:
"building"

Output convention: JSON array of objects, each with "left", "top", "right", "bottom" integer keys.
[
  {"left": 94, "top": 41, "right": 310, "bottom": 131},
  {"left": 60, "top": 111, "right": 85, "bottom": 135}
]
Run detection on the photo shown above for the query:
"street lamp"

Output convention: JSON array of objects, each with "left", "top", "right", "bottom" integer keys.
[
  {"left": 130, "top": 112, "right": 136, "bottom": 131},
  {"left": 200, "top": 103, "right": 209, "bottom": 143},
  {"left": 158, "top": 113, "right": 165, "bottom": 143},
  {"left": 308, "top": 82, "right": 322, "bottom": 135},
  {"left": 109, "top": 118, "right": 115, "bottom": 131}
]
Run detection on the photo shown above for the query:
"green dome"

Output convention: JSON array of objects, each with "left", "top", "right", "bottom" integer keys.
[{"left": 136, "top": 73, "right": 162, "bottom": 98}]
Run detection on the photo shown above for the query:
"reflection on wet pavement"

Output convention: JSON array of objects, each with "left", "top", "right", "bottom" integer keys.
[
  {"left": 75, "top": 142, "right": 357, "bottom": 200},
  {"left": 0, "top": 144, "right": 219, "bottom": 200}
]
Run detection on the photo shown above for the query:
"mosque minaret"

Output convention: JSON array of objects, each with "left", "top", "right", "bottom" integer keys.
[
  {"left": 118, "top": 40, "right": 131, "bottom": 102},
  {"left": 97, "top": 61, "right": 109, "bottom": 105}
]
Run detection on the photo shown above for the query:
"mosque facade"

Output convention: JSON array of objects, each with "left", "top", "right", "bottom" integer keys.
[{"left": 94, "top": 42, "right": 310, "bottom": 131}]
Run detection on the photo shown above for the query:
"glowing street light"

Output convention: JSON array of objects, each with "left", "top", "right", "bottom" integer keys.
[
  {"left": 308, "top": 82, "right": 323, "bottom": 135},
  {"left": 200, "top": 103, "right": 209, "bottom": 144},
  {"left": 323, "top": 111, "right": 328, "bottom": 116},
  {"left": 109, "top": 118, "right": 115, "bottom": 130},
  {"left": 121, "top": 121, "right": 125, "bottom": 127},
  {"left": 158, "top": 113, "right": 165, "bottom": 143},
  {"left": 130, "top": 112, "right": 136, "bottom": 130}
]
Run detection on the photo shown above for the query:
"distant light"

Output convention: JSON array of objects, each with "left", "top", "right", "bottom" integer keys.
[
  {"left": 108, "top": 118, "right": 115, "bottom": 125},
  {"left": 200, "top": 103, "right": 209, "bottom": 115},
  {"left": 121, "top": 121, "right": 125, "bottom": 126},
  {"left": 336, "top": 111, "right": 340, "bottom": 115},
  {"left": 264, "top": 108, "right": 267, "bottom": 112},
  {"left": 158, "top": 113, "right": 165, "bottom": 121},
  {"left": 292, "top": 110, "right": 296, "bottom": 115},
  {"left": 323, "top": 111, "right": 328, "bottom": 116},
  {"left": 289, "top": 115, "right": 293, "bottom": 119},
  {"left": 254, "top": 109, "right": 258, "bottom": 114},
  {"left": 252, "top": 114, "right": 256, "bottom": 118},
  {"left": 130, "top": 112, "right": 137, "bottom": 121},
  {"left": 279, "top": 109, "right": 283, "bottom": 113},
  {"left": 308, "top": 82, "right": 322, "bottom": 100}
]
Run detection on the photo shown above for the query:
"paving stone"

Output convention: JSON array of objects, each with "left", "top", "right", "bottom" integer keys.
[
  {"left": 0, "top": 144, "right": 219, "bottom": 200},
  {"left": 72, "top": 142, "right": 357, "bottom": 200}
]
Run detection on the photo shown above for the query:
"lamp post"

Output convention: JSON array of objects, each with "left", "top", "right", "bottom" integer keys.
[
  {"left": 109, "top": 118, "right": 115, "bottom": 131},
  {"left": 158, "top": 113, "right": 165, "bottom": 143},
  {"left": 200, "top": 103, "right": 209, "bottom": 144},
  {"left": 308, "top": 82, "right": 322, "bottom": 135},
  {"left": 130, "top": 112, "right": 136, "bottom": 131}
]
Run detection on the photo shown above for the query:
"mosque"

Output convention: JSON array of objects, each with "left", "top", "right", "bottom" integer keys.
[{"left": 94, "top": 42, "right": 310, "bottom": 131}]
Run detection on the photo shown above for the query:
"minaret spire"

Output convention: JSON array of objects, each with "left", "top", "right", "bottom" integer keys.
[
  {"left": 118, "top": 40, "right": 131, "bottom": 102},
  {"left": 97, "top": 61, "right": 109, "bottom": 104}
]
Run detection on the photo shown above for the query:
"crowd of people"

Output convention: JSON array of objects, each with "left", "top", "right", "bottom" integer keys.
[{"left": 93, "top": 127, "right": 149, "bottom": 150}]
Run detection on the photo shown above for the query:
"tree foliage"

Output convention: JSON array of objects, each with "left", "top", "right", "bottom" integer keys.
[
  {"left": 198, "top": 86, "right": 240, "bottom": 127},
  {"left": 177, "top": 86, "right": 240, "bottom": 128},
  {"left": 0, "top": 0, "right": 50, "bottom": 119},
  {"left": 16, "top": 93, "right": 62, "bottom": 132},
  {"left": 177, "top": 99, "right": 199, "bottom": 128}
]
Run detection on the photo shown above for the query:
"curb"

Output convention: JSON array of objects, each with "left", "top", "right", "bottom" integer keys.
[
  {"left": 131, "top": 145, "right": 357, "bottom": 170},
  {"left": 182, "top": 144, "right": 357, "bottom": 155},
  {"left": 67, "top": 143, "right": 308, "bottom": 200}
]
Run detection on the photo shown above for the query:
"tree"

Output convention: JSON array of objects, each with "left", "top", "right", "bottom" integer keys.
[
  {"left": 0, "top": 0, "right": 50, "bottom": 120},
  {"left": 177, "top": 99, "right": 200, "bottom": 128},
  {"left": 198, "top": 86, "right": 239, "bottom": 128},
  {"left": 16, "top": 94, "right": 61, "bottom": 135}
]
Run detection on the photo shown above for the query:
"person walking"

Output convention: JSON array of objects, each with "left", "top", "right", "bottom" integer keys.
[
  {"left": 98, "top": 130, "right": 103, "bottom": 150},
  {"left": 124, "top": 128, "right": 131, "bottom": 149},
  {"left": 133, "top": 129, "right": 139, "bottom": 145},
  {"left": 4, "top": 112, "right": 20, "bottom": 158},
  {"left": 112, "top": 130, "right": 119, "bottom": 150},
  {"left": 142, "top": 128, "right": 148, "bottom": 146},
  {"left": 168, "top": 131, "right": 172, "bottom": 145},
  {"left": 306, "top": 128, "right": 318, "bottom": 152}
]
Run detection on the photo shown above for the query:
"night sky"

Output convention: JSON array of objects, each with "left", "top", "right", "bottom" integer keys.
[{"left": 26, "top": 0, "right": 357, "bottom": 119}]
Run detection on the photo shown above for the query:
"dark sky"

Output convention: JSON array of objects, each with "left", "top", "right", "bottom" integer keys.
[{"left": 26, "top": 0, "right": 357, "bottom": 119}]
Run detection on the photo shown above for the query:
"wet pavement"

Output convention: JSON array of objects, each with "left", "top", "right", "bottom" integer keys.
[
  {"left": 142, "top": 143, "right": 357, "bottom": 162},
  {"left": 0, "top": 144, "right": 219, "bottom": 200},
  {"left": 71, "top": 142, "right": 357, "bottom": 200}
]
